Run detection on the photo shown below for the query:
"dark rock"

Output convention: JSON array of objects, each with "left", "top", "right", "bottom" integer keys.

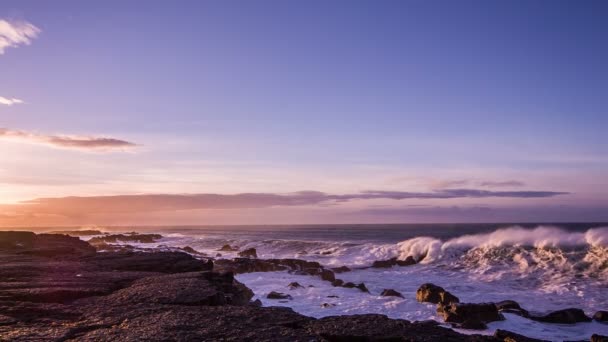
[
  {"left": 381, "top": 289, "right": 404, "bottom": 298},
  {"left": 0, "top": 231, "right": 96, "bottom": 257},
  {"left": 372, "top": 256, "right": 417, "bottom": 268},
  {"left": 494, "top": 329, "right": 548, "bottom": 342},
  {"left": 594, "top": 311, "right": 608, "bottom": 322},
  {"left": 88, "top": 233, "right": 162, "bottom": 244},
  {"left": 238, "top": 248, "right": 258, "bottom": 258},
  {"left": 218, "top": 244, "right": 238, "bottom": 252},
  {"left": 321, "top": 269, "right": 336, "bottom": 282},
  {"left": 331, "top": 266, "right": 351, "bottom": 273},
  {"left": 216, "top": 253, "right": 222, "bottom": 257},
  {"left": 306, "top": 314, "right": 494, "bottom": 341},
  {"left": 530, "top": 308, "right": 591, "bottom": 324},
  {"left": 416, "top": 283, "right": 460, "bottom": 305},
  {"left": 288, "top": 282, "right": 304, "bottom": 289},
  {"left": 83, "top": 271, "right": 253, "bottom": 306},
  {"left": 327, "top": 295, "right": 339, "bottom": 298},
  {"left": 250, "top": 299, "right": 262, "bottom": 307},
  {"left": 180, "top": 246, "right": 205, "bottom": 255},
  {"left": 495, "top": 300, "right": 529, "bottom": 317},
  {"left": 48, "top": 230, "right": 104, "bottom": 236},
  {"left": 321, "top": 303, "right": 336, "bottom": 308},
  {"left": 356, "top": 283, "right": 370, "bottom": 293},
  {"left": 592, "top": 334, "right": 608, "bottom": 342},
  {"left": 267, "top": 291, "right": 292, "bottom": 300},
  {"left": 438, "top": 302, "right": 504, "bottom": 329},
  {"left": 332, "top": 279, "right": 344, "bottom": 287}
]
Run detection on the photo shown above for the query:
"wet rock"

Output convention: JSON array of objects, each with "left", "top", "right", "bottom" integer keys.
[
  {"left": 530, "top": 308, "right": 591, "bottom": 324},
  {"left": 494, "top": 329, "right": 548, "bottom": 342},
  {"left": 342, "top": 282, "right": 370, "bottom": 293},
  {"left": 267, "top": 291, "right": 292, "bottom": 300},
  {"left": 592, "top": 334, "right": 608, "bottom": 342},
  {"left": 88, "top": 233, "right": 162, "bottom": 244},
  {"left": 416, "top": 283, "right": 460, "bottom": 305},
  {"left": 327, "top": 295, "right": 339, "bottom": 298},
  {"left": 331, "top": 266, "right": 351, "bottom": 273},
  {"left": 321, "top": 303, "right": 336, "bottom": 308},
  {"left": 218, "top": 244, "right": 238, "bottom": 252},
  {"left": 438, "top": 302, "right": 504, "bottom": 329},
  {"left": 495, "top": 300, "right": 529, "bottom": 317},
  {"left": 381, "top": 289, "right": 404, "bottom": 298},
  {"left": 250, "top": 299, "right": 262, "bottom": 307},
  {"left": 237, "top": 248, "right": 258, "bottom": 258},
  {"left": 372, "top": 256, "right": 417, "bottom": 268},
  {"left": 321, "top": 269, "right": 336, "bottom": 282},
  {"left": 332, "top": 279, "right": 344, "bottom": 287},
  {"left": 288, "top": 282, "right": 304, "bottom": 289},
  {"left": 216, "top": 253, "right": 222, "bottom": 257},
  {"left": 594, "top": 311, "right": 608, "bottom": 322}
]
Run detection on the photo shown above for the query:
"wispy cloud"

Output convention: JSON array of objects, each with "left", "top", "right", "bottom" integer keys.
[
  {"left": 0, "top": 97, "right": 24, "bottom": 106},
  {"left": 480, "top": 180, "right": 525, "bottom": 187},
  {"left": 0, "top": 128, "right": 137, "bottom": 152},
  {"left": 0, "top": 189, "right": 569, "bottom": 217},
  {"left": 0, "top": 19, "right": 40, "bottom": 55}
]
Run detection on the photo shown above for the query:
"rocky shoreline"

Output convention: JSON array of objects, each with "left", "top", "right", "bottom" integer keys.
[{"left": 0, "top": 231, "right": 606, "bottom": 341}]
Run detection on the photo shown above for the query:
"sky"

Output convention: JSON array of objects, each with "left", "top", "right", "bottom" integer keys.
[{"left": 1, "top": 0, "right": 607, "bottom": 226}]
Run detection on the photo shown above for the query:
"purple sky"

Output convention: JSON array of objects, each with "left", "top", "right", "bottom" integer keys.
[{"left": 1, "top": 1, "right": 607, "bottom": 226}]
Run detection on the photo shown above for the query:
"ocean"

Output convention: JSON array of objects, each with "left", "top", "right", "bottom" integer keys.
[{"left": 70, "top": 223, "right": 608, "bottom": 341}]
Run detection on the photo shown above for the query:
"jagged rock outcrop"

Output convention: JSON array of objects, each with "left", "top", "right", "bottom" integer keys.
[
  {"left": 437, "top": 302, "right": 505, "bottom": 329},
  {"left": 238, "top": 247, "right": 258, "bottom": 258},
  {"left": 416, "top": 283, "right": 460, "bottom": 305}
]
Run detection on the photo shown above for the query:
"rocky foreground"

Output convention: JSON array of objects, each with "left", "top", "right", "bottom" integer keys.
[{"left": 0, "top": 231, "right": 605, "bottom": 342}]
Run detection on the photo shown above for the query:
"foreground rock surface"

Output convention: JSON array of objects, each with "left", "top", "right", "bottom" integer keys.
[{"left": 0, "top": 231, "right": 554, "bottom": 341}]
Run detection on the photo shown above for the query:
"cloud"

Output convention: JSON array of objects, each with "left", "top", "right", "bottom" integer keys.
[
  {"left": 0, "top": 128, "right": 137, "bottom": 151},
  {"left": 0, "top": 188, "right": 569, "bottom": 218},
  {"left": 0, "top": 97, "right": 24, "bottom": 106},
  {"left": 480, "top": 180, "right": 525, "bottom": 187},
  {"left": 0, "top": 19, "right": 40, "bottom": 55}
]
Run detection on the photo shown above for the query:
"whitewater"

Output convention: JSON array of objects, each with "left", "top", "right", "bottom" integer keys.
[{"left": 82, "top": 224, "right": 608, "bottom": 341}]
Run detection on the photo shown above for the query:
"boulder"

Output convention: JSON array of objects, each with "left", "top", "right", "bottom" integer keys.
[
  {"left": 288, "top": 282, "right": 304, "bottom": 289},
  {"left": 495, "top": 300, "right": 529, "bottom": 317},
  {"left": 48, "top": 230, "right": 104, "bottom": 236},
  {"left": 594, "top": 311, "right": 608, "bottom": 322},
  {"left": 267, "top": 291, "right": 292, "bottom": 300},
  {"left": 437, "top": 302, "right": 504, "bottom": 329},
  {"left": 237, "top": 248, "right": 258, "bottom": 258},
  {"left": 416, "top": 283, "right": 460, "bottom": 305},
  {"left": 320, "top": 269, "right": 336, "bottom": 282},
  {"left": 218, "top": 244, "right": 238, "bottom": 252},
  {"left": 381, "top": 289, "right": 404, "bottom": 298},
  {"left": 345, "top": 282, "right": 370, "bottom": 293},
  {"left": 530, "top": 308, "right": 591, "bottom": 324}
]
